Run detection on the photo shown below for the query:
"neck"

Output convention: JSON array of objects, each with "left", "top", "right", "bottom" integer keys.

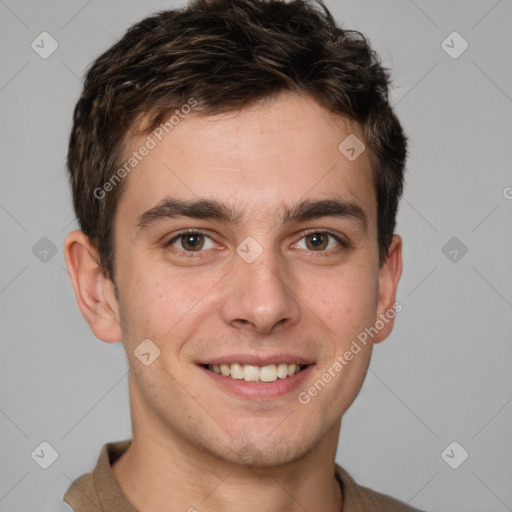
[
  {"left": 113, "top": 438, "right": 342, "bottom": 512},
  {"left": 112, "top": 380, "right": 343, "bottom": 512}
]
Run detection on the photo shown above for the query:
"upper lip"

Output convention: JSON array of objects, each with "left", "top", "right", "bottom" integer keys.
[{"left": 197, "top": 355, "right": 315, "bottom": 366}]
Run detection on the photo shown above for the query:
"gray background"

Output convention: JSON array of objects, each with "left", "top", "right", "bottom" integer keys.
[{"left": 0, "top": 0, "right": 511, "bottom": 510}]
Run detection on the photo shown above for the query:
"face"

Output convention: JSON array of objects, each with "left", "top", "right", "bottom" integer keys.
[{"left": 106, "top": 92, "right": 400, "bottom": 466}]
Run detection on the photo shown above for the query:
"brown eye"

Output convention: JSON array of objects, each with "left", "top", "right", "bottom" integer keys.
[
  {"left": 305, "top": 233, "right": 329, "bottom": 251},
  {"left": 180, "top": 233, "right": 205, "bottom": 251},
  {"left": 295, "top": 231, "right": 346, "bottom": 252},
  {"left": 166, "top": 231, "right": 216, "bottom": 254}
]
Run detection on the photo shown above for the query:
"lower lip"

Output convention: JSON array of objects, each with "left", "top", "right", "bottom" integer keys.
[{"left": 198, "top": 365, "right": 315, "bottom": 400}]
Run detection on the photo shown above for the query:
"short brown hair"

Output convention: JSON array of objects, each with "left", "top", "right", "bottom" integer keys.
[{"left": 67, "top": 0, "right": 407, "bottom": 280}]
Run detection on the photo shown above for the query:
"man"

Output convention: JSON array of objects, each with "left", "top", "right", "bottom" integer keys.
[{"left": 62, "top": 0, "right": 424, "bottom": 510}]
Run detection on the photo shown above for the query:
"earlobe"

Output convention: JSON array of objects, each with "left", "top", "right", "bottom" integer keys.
[
  {"left": 373, "top": 234, "right": 403, "bottom": 344},
  {"left": 64, "top": 230, "right": 123, "bottom": 343}
]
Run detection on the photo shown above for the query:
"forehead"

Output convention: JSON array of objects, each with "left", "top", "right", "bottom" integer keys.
[{"left": 115, "top": 92, "right": 376, "bottom": 231}]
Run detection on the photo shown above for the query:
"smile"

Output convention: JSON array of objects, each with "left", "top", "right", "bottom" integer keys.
[{"left": 204, "top": 363, "right": 306, "bottom": 383}]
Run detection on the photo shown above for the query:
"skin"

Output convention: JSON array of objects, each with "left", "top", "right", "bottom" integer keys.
[{"left": 65, "top": 91, "right": 402, "bottom": 512}]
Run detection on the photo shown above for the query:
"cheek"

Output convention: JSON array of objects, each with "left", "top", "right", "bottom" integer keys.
[
  {"left": 305, "top": 268, "right": 378, "bottom": 339},
  {"left": 119, "top": 262, "right": 215, "bottom": 344},
  {"left": 115, "top": 260, "right": 170, "bottom": 342}
]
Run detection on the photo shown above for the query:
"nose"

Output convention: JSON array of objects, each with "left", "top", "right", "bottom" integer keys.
[{"left": 220, "top": 248, "right": 301, "bottom": 335}]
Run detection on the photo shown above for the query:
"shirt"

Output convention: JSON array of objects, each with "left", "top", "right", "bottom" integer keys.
[{"left": 62, "top": 439, "right": 426, "bottom": 512}]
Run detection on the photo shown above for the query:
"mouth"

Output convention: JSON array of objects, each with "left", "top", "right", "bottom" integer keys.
[
  {"left": 197, "top": 359, "right": 315, "bottom": 400},
  {"left": 201, "top": 362, "right": 308, "bottom": 383}
]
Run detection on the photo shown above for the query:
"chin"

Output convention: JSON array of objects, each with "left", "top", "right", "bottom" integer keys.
[{"left": 213, "top": 432, "right": 314, "bottom": 469}]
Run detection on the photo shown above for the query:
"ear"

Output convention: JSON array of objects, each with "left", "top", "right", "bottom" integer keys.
[
  {"left": 373, "top": 234, "right": 403, "bottom": 344},
  {"left": 64, "top": 230, "right": 123, "bottom": 343}
]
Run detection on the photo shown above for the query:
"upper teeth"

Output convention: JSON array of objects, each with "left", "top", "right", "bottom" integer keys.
[{"left": 207, "top": 363, "right": 303, "bottom": 382}]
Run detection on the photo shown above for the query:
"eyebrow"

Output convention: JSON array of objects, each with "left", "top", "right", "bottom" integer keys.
[{"left": 136, "top": 196, "right": 368, "bottom": 233}]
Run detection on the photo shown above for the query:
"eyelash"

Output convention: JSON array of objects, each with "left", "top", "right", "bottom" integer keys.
[{"left": 163, "top": 229, "right": 349, "bottom": 258}]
